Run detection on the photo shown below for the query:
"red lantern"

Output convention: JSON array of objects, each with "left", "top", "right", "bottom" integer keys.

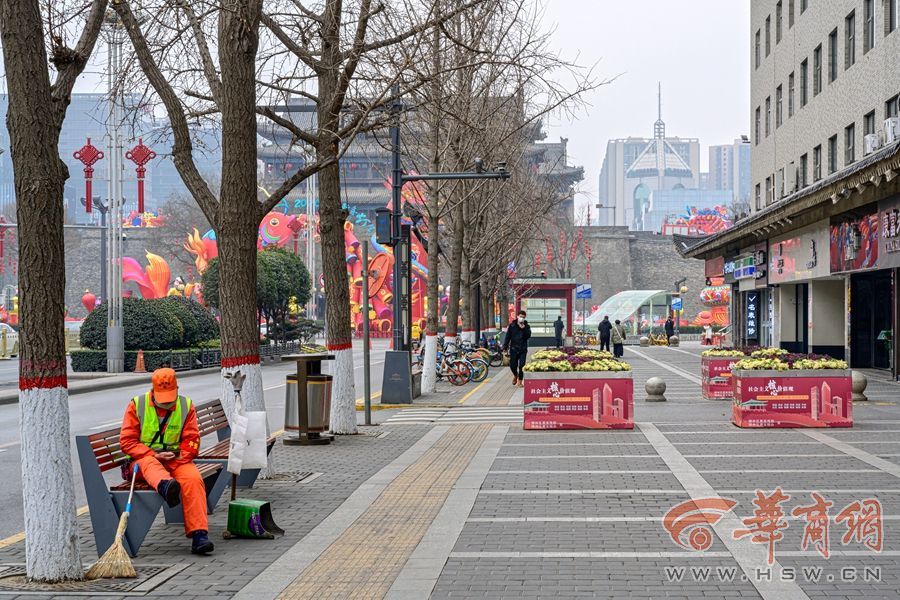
[
  {"left": 81, "top": 291, "right": 97, "bottom": 313},
  {"left": 125, "top": 138, "right": 156, "bottom": 214},
  {"left": 73, "top": 138, "right": 104, "bottom": 213}
]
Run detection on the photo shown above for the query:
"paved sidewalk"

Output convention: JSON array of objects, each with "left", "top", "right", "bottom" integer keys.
[{"left": 3, "top": 344, "right": 900, "bottom": 598}]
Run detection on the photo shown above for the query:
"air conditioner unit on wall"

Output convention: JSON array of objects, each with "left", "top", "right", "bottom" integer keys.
[
  {"left": 886, "top": 118, "right": 900, "bottom": 144},
  {"left": 865, "top": 133, "right": 882, "bottom": 155}
]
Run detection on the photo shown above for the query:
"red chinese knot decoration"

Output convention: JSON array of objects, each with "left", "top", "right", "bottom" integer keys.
[
  {"left": 73, "top": 138, "right": 104, "bottom": 213},
  {"left": 125, "top": 137, "right": 156, "bottom": 214}
]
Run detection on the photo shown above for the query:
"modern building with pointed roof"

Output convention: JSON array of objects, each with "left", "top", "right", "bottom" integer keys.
[{"left": 597, "top": 86, "right": 700, "bottom": 229}]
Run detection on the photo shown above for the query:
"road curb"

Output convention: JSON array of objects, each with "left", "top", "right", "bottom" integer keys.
[{"left": 0, "top": 366, "right": 224, "bottom": 406}]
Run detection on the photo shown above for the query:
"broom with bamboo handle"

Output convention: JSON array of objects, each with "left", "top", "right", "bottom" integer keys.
[{"left": 86, "top": 463, "right": 139, "bottom": 579}]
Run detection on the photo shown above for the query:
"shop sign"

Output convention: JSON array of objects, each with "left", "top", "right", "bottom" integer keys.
[
  {"left": 705, "top": 256, "right": 725, "bottom": 278},
  {"left": 878, "top": 195, "right": 900, "bottom": 269},
  {"left": 725, "top": 254, "right": 756, "bottom": 282},
  {"left": 746, "top": 291, "right": 760, "bottom": 342},
  {"left": 768, "top": 221, "right": 831, "bottom": 284},
  {"left": 830, "top": 208, "right": 879, "bottom": 273}
]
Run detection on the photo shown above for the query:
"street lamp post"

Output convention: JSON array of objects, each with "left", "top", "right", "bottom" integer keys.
[
  {"left": 80, "top": 197, "right": 108, "bottom": 302},
  {"left": 381, "top": 88, "right": 510, "bottom": 403}
]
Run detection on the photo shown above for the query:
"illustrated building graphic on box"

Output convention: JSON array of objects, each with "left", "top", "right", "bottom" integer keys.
[
  {"left": 811, "top": 381, "right": 843, "bottom": 420},
  {"left": 592, "top": 383, "right": 624, "bottom": 421}
]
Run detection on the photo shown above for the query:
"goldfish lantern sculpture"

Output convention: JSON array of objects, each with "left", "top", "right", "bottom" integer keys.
[{"left": 699, "top": 285, "right": 731, "bottom": 307}]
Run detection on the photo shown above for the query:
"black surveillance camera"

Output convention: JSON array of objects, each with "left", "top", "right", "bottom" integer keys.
[{"left": 474, "top": 158, "right": 484, "bottom": 173}]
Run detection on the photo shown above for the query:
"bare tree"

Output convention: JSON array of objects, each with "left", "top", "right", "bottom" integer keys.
[
  {"left": 396, "top": 0, "right": 601, "bottom": 391},
  {"left": 0, "top": 0, "right": 107, "bottom": 581}
]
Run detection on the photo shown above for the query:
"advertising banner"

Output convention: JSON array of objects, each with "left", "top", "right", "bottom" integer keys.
[
  {"left": 830, "top": 210, "right": 879, "bottom": 273},
  {"left": 878, "top": 195, "right": 900, "bottom": 270},
  {"left": 701, "top": 356, "right": 739, "bottom": 399},
  {"left": 523, "top": 374, "right": 634, "bottom": 430},
  {"left": 768, "top": 220, "right": 830, "bottom": 284},
  {"left": 732, "top": 370, "right": 853, "bottom": 428}
]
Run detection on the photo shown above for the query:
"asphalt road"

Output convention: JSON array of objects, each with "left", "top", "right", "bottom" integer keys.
[{"left": 0, "top": 340, "right": 391, "bottom": 539}]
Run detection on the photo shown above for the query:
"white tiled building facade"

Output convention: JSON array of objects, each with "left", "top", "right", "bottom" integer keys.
[{"left": 751, "top": 0, "right": 900, "bottom": 212}]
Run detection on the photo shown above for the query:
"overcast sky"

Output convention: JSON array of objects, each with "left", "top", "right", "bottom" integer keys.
[{"left": 540, "top": 1, "right": 751, "bottom": 221}]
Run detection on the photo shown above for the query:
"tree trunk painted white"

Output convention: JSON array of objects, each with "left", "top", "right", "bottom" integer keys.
[
  {"left": 329, "top": 347, "right": 357, "bottom": 434},
  {"left": 20, "top": 386, "right": 82, "bottom": 581},
  {"left": 421, "top": 333, "right": 438, "bottom": 394},
  {"left": 220, "top": 361, "right": 276, "bottom": 477}
]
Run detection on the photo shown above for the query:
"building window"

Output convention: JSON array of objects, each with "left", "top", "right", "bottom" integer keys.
[
  {"left": 888, "top": 0, "right": 899, "bottom": 34},
  {"left": 766, "top": 15, "right": 772, "bottom": 56},
  {"left": 865, "top": 110, "right": 877, "bottom": 136},
  {"left": 865, "top": 0, "right": 876, "bottom": 52},
  {"left": 755, "top": 183, "right": 762, "bottom": 210},
  {"left": 829, "top": 134, "right": 838, "bottom": 173},
  {"left": 755, "top": 30, "right": 761, "bottom": 68},
  {"left": 801, "top": 0, "right": 808, "bottom": 13},
  {"left": 766, "top": 175, "right": 773, "bottom": 204},
  {"left": 845, "top": 123, "right": 856, "bottom": 164},
  {"left": 888, "top": 95, "right": 900, "bottom": 119},
  {"left": 755, "top": 107, "right": 761, "bottom": 144},
  {"left": 800, "top": 60, "right": 809, "bottom": 106},
  {"left": 846, "top": 11, "right": 857, "bottom": 68},
  {"left": 789, "top": 0, "right": 796, "bottom": 27},
  {"left": 788, "top": 72, "right": 795, "bottom": 117},
  {"left": 800, "top": 153, "right": 808, "bottom": 187},
  {"left": 776, "top": 86, "right": 783, "bottom": 127},
  {"left": 776, "top": 2, "right": 783, "bottom": 42},
  {"left": 828, "top": 29, "right": 838, "bottom": 82},
  {"left": 778, "top": 167, "right": 785, "bottom": 198},
  {"left": 813, "top": 45, "right": 822, "bottom": 95},
  {"left": 765, "top": 97, "right": 772, "bottom": 136},
  {"left": 813, "top": 145, "right": 822, "bottom": 181}
]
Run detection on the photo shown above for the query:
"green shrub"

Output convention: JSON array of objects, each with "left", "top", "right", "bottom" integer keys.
[
  {"left": 80, "top": 298, "right": 183, "bottom": 350},
  {"left": 71, "top": 348, "right": 211, "bottom": 372},
  {"left": 158, "top": 297, "right": 200, "bottom": 346},
  {"left": 175, "top": 297, "right": 219, "bottom": 341}
]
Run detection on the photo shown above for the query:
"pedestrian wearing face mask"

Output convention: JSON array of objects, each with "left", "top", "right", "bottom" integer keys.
[{"left": 503, "top": 310, "right": 531, "bottom": 387}]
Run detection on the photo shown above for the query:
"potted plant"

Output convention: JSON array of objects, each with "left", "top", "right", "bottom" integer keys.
[{"left": 522, "top": 347, "right": 633, "bottom": 430}]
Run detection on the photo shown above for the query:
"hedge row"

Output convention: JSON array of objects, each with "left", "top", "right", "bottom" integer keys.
[
  {"left": 70, "top": 347, "right": 222, "bottom": 372},
  {"left": 80, "top": 297, "right": 219, "bottom": 351}
]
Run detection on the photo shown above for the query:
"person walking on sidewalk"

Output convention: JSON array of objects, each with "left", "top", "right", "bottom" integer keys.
[
  {"left": 503, "top": 310, "right": 531, "bottom": 387},
  {"left": 553, "top": 315, "right": 565, "bottom": 348},
  {"left": 665, "top": 316, "right": 675, "bottom": 344},
  {"left": 611, "top": 319, "right": 626, "bottom": 358},
  {"left": 597, "top": 315, "right": 612, "bottom": 352},
  {"left": 119, "top": 368, "right": 214, "bottom": 555}
]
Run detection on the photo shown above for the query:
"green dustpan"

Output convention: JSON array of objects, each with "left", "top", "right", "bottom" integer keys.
[{"left": 223, "top": 498, "right": 285, "bottom": 539}]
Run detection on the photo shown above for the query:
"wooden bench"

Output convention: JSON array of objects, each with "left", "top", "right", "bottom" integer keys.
[
  {"left": 195, "top": 398, "right": 277, "bottom": 488},
  {"left": 75, "top": 429, "right": 226, "bottom": 557}
]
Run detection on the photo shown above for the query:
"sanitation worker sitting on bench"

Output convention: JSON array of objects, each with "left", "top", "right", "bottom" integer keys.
[{"left": 120, "top": 367, "right": 214, "bottom": 555}]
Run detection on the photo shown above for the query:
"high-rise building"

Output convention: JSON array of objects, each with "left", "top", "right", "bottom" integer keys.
[
  {"left": 597, "top": 86, "right": 700, "bottom": 229},
  {"left": 708, "top": 137, "right": 752, "bottom": 207}
]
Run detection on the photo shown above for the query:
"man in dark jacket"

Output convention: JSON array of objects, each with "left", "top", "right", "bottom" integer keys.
[
  {"left": 665, "top": 317, "right": 675, "bottom": 343},
  {"left": 597, "top": 316, "right": 612, "bottom": 352},
  {"left": 553, "top": 315, "right": 565, "bottom": 348},
  {"left": 503, "top": 310, "right": 531, "bottom": 387}
]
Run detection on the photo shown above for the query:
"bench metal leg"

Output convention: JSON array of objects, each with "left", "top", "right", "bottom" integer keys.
[
  {"left": 205, "top": 466, "right": 231, "bottom": 513},
  {"left": 111, "top": 491, "right": 164, "bottom": 557},
  {"left": 76, "top": 436, "right": 163, "bottom": 557}
]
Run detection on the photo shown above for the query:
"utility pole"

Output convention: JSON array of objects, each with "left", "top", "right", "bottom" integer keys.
[{"left": 80, "top": 197, "right": 108, "bottom": 301}]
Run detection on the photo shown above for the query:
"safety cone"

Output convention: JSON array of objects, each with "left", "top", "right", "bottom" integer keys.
[{"left": 134, "top": 349, "right": 147, "bottom": 373}]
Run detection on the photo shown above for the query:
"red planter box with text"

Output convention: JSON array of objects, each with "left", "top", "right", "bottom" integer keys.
[
  {"left": 701, "top": 356, "right": 739, "bottom": 400},
  {"left": 523, "top": 372, "right": 634, "bottom": 430},
  {"left": 732, "top": 370, "right": 853, "bottom": 428}
]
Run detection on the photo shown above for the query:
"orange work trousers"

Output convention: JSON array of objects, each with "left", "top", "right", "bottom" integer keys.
[{"left": 135, "top": 456, "right": 208, "bottom": 536}]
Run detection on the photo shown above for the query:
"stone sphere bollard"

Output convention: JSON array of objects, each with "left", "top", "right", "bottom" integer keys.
[
  {"left": 639, "top": 336, "right": 650, "bottom": 347},
  {"left": 851, "top": 370, "right": 868, "bottom": 402},
  {"left": 668, "top": 336, "right": 679, "bottom": 347},
  {"left": 645, "top": 377, "right": 667, "bottom": 402}
]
